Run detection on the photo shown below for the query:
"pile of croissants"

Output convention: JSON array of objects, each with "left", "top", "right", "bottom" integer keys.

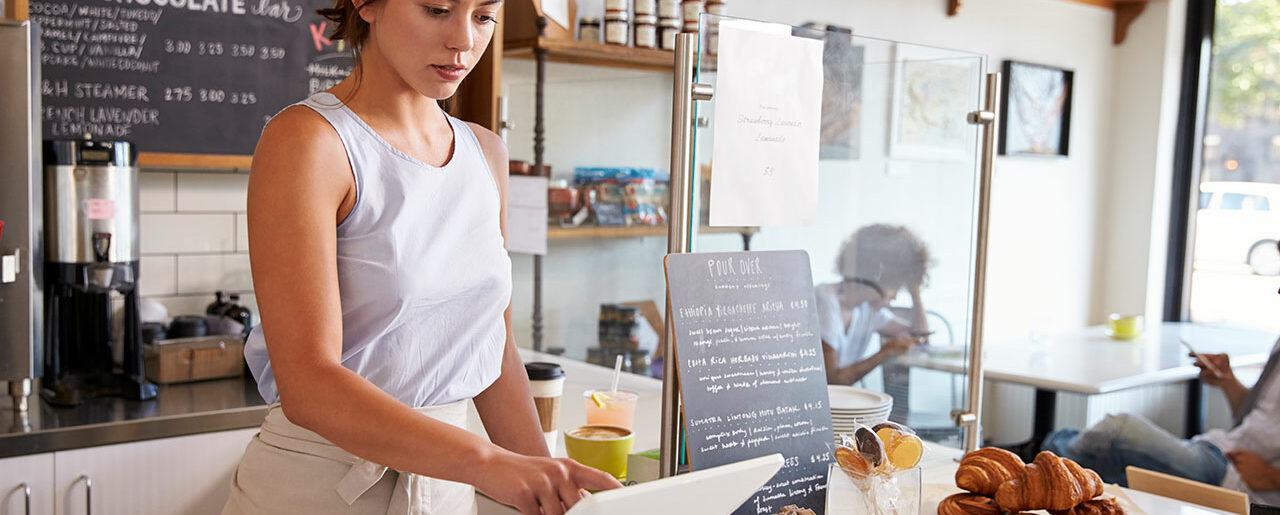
[{"left": 938, "top": 448, "right": 1124, "bottom": 514}]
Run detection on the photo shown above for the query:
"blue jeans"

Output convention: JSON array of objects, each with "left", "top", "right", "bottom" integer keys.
[{"left": 1042, "top": 413, "right": 1228, "bottom": 487}]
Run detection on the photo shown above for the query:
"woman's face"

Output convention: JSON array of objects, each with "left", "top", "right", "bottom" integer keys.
[{"left": 360, "top": 0, "right": 500, "bottom": 99}]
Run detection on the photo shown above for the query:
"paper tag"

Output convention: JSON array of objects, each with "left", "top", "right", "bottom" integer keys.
[
  {"left": 506, "top": 176, "right": 548, "bottom": 255},
  {"left": 708, "top": 20, "right": 824, "bottom": 227},
  {"left": 86, "top": 198, "right": 116, "bottom": 220}
]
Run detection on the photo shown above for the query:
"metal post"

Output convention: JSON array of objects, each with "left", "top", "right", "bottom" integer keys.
[
  {"left": 661, "top": 32, "right": 712, "bottom": 478},
  {"left": 957, "top": 72, "right": 1001, "bottom": 454},
  {"left": 531, "top": 39, "right": 547, "bottom": 353}
]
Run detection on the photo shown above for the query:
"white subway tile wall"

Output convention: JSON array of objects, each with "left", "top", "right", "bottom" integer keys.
[
  {"left": 177, "top": 173, "right": 249, "bottom": 212},
  {"left": 139, "top": 170, "right": 252, "bottom": 320},
  {"left": 139, "top": 172, "right": 176, "bottom": 211},
  {"left": 177, "top": 254, "right": 253, "bottom": 294},
  {"left": 236, "top": 214, "right": 249, "bottom": 252},
  {"left": 139, "top": 256, "right": 177, "bottom": 297}
]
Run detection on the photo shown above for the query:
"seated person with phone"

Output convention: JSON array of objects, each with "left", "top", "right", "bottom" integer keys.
[
  {"left": 1034, "top": 250, "right": 1280, "bottom": 506},
  {"left": 818, "top": 224, "right": 933, "bottom": 386}
]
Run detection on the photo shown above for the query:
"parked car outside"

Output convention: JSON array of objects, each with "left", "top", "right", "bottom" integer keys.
[{"left": 1195, "top": 181, "right": 1280, "bottom": 276}]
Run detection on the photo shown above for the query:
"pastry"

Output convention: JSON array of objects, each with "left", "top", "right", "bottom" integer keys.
[
  {"left": 936, "top": 493, "right": 1002, "bottom": 515},
  {"left": 873, "top": 421, "right": 915, "bottom": 436},
  {"left": 1048, "top": 498, "right": 1125, "bottom": 515},
  {"left": 955, "top": 447, "right": 1025, "bottom": 496},
  {"left": 876, "top": 424, "right": 924, "bottom": 469},
  {"left": 835, "top": 444, "right": 875, "bottom": 478},
  {"left": 772, "top": 505, "right": 816, "bottom": 515},
  {"left": 995, "top": 451, "right": 1104, "bottom": 512},
  {"left": 835, "top": 426, "right": 887, "bottom": 479}
]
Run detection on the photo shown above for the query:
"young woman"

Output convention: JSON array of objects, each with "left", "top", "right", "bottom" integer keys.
[
  {"left": 818, "top": 224, "right": 932, "bottom": 386},
  {"left": 222, "top": 0, "right": 621, "bottom": 513}
]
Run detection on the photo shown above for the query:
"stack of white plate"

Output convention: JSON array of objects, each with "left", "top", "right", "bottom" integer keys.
[{"left": 827, "top": 385, "right": 893, "bottom": 439}]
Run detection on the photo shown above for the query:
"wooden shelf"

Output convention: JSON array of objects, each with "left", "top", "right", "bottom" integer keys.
[
  {"left": 504, "top": 38, "right": 676, "bottom": 73},
  {"left": 946, "top": 0, "right": 1167, "bottom": 44},
  {"left": 547, "top": 224, "right": 756, "bottom": 240}
]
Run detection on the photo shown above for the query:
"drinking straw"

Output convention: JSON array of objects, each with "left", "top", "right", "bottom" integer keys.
[{"left": 611, "top": 354, "right": 623, "bottom": 393}]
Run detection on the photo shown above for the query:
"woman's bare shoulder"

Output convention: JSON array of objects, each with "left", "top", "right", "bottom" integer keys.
[
  {"left": 252, "top": 105, "right": 349, "bottom": 183},
  {"left": 464, "top": 121, "right": 508, "bottom": 177}
]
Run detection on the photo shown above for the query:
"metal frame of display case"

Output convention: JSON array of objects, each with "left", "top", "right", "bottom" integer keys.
[{"left": 658, "top": 32, "right": 1003, "bottom": 476}]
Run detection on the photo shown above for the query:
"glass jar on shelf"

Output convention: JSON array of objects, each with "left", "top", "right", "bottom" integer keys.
[
  {"left": 634, "top": 14, "right": 657, "bottom": 49},
  {"left": 578, "top": 17, "right": 601, "bottom": 43},
  {"left": 604, "top": 10, "right": 631, "bottom": 46}
]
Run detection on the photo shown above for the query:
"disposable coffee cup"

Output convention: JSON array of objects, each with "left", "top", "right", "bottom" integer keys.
[{"left": 525, "top": 362, "right": 565, "bottom": 435}]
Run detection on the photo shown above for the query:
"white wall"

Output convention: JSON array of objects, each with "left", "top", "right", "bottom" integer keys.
[
  {"left": 135, "top": 170, "right": 257, "bottom": 321},
  {"left": 1097, "top": 0, "right": 1187, "bottom": 326}
]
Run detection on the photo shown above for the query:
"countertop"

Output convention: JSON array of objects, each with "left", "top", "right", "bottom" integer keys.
[{"left": 0, "top": 375, "right": 268, "bottom": 458}]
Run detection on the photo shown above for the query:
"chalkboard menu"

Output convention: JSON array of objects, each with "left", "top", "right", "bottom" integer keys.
[
  {"left": 666, "top": 250, "right": 834, "bottom": 515},
  {"left": 28, "top": 0, "right": 354, "bottom": 156}
]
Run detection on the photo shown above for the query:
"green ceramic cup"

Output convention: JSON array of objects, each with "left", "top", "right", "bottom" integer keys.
[{"left": 564, "top": 424, "right": 635, "bottom": 480}]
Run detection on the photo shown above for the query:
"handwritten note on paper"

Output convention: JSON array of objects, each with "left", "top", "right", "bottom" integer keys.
[
  {"left": 666, "top": 250, "right": 834, "bottom": 515},
  {"left": 709, "top": 21, "right": 824, "bottom": 227},
  {"left": 507, "top": 176, "right": 548, "bottom": 255}
]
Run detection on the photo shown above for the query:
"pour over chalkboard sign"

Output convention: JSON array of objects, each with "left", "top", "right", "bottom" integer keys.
[
  {"left": 28, "top": 0, "right": 354, "bottom": 159},
  {"left": 665, "top": 250, "right": 834, "bottom": 515}
]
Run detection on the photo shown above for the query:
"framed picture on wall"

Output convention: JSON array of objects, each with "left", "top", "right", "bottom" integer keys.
[
  {"left": 999, "top": 60, "right": 1074, "bottom": 157},
  {"left": 887, "top": 43, "right": 983, "bottom": 162}
]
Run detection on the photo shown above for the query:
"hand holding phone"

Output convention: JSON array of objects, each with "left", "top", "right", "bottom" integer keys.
[{"left": 1181, "top": 338, "right": 1224, "bottom": 379}]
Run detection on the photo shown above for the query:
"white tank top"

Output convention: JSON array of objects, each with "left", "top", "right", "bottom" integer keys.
[{"left": 244, "top": 92, "right": 513, "bottom": 408}]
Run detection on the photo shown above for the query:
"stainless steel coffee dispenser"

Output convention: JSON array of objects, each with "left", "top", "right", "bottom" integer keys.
[
  {"left": 0, "top": 20, "right": 43, "bottom": 414},
  {"left": 43, "top": 139, "right": 156, "bottom": 405}
]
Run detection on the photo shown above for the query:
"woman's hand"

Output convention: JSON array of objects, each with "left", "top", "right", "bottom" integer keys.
[{"left": 475, "top": 452, "right": 622, "bottom": 515}]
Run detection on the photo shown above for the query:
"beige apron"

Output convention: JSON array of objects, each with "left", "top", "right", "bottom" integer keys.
[{"left": 223, "top": 402, "right": 478, "bottom": 515}]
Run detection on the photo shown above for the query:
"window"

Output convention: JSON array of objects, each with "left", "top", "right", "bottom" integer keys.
[{"left": 1174, "top": 0, "right": 1280, "bottom": 330}]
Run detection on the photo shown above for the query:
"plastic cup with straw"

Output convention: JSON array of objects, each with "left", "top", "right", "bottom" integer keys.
[{"left": 584, "top": 354, "right": 639, "bottom": 429}]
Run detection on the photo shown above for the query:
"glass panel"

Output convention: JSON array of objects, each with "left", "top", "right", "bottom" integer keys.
[
  {"left": 689, "top": 14, "right": 987, "bottom": 447},
  {"left": 502, "top": 59, "right": 675, "bottom": 375},
  {"left": 1188, "top": 0, "right": 1280, "bottom": 330}
]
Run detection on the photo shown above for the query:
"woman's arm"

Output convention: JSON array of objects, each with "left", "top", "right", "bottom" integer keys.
[
  {"left": 250, "top": 112, "right": 615, "bottom": 515},
  {"left": 467, "top": 122, "right": 554, "bottom": 458},
  {"left": 823, "top": 340, "right": 896, "bottom": 385},
  {"left": 877, "top": 285, "right": 929, "bottom": 342}
]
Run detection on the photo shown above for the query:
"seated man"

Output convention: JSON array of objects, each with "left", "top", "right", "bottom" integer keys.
[{"left": 1041, "top": 336, "right": 1280, "bottom": 505}]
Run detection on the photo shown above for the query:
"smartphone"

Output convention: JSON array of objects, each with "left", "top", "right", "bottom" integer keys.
[{"left": 1181, "top": 338, "right": 1224, "bottom": 378}]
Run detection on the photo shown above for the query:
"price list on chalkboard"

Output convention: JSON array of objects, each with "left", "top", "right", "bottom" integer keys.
[
  {"left": 666, "top": 250, "right": 834, "bottom": 515},
  {"left": 28, "top": 0, "right": 353, "bottom": 155}
]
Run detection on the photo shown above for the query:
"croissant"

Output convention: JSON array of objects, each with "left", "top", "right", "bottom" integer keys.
[
  {"left": 955, "top": 447, "right": 1025, "bottom": 496},
  {"left": 937, "top": 493, "right": 1002, "bottom": 515},
  {"left": 1048, "top": 498, "right": 1124, "bottom": 515},
  {"left": 995, "top": 451, "right": 1104, "bottom": 512}
]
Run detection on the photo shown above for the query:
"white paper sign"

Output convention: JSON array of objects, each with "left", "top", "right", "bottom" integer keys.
[
  {"left": 709, "top": 20, "right": 824, "bottom": 227},
  {"left": 507, "top": 176, "right": 548, "bottom": 255}
]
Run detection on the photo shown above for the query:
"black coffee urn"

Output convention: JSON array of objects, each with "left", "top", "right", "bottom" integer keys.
[{"left": 42, "top": 139, "right": 156, "bottom": 405}]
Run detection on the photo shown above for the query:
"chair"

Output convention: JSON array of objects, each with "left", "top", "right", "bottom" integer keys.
[{"left": 1125, "top": 466, "right": 1250, "bottom": 514}]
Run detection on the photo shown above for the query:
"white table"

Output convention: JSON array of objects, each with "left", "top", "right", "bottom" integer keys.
[
  {"left": 476, "top": 349, "right": 1243, "bottom": 514},
  {"left": 899, "top": 322, "right": 1278, "bottom": 442}
]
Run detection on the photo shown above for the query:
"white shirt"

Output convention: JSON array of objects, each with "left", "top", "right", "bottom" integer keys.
[
  {"left": 1198, "top": 338, "right": 1280, "bottom": 506},
  {"left": 244, "top": 93, "right": 512, "bottom": 408},
  {"left": 814, "top": 283, "right": 901, "bottom": 373}
]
